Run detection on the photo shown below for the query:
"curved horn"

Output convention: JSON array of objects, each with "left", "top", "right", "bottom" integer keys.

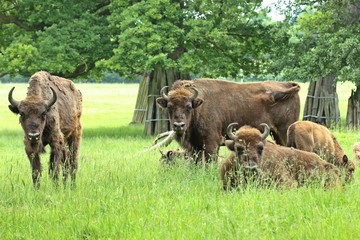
[
  {"left": 8, "top": 87, "right": 20, "bottom": 107},
  {"left": 189, "top": 87, "right": 199, "bottom": 100},
  {"left": 160, "top": 86, "right": 169, "bottom": 101},
  {"left": 45, "top": 87, "right": 57, "bottom": 110},
  {"left": 259, "top": 123, "right": 270, "bottom": 140},
  {"left": 227, "top": 122, "right": 238, "bottom": 141}
]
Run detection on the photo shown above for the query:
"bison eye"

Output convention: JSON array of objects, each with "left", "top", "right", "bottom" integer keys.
[
  {"left": 167, "top": 103, "right": 173, "bottom": 112},
  {"left": 236, "top": 146, "right": 244, "bottom": 155},
  {"left": 257, "top": 145, "right": 264, "bottom": 155},
  {"left": 19, "top": 112, "right": 25, "bottom": 121},
  {"left": 185, "top": 104, "right": 192, "bottom": 112},
  {"left": 41, "top": 112, "right": 46, "bottom": 120}
]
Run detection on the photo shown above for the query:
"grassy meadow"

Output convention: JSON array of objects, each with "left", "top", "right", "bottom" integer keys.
[{"left": 0, "top": 81, "right": 360, "bottom": 239}]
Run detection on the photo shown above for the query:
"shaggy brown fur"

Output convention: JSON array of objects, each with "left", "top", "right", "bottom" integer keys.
[
  {"left": 157, "top": 79, "right": 300, "bottom": 163},
  {"left": 8, "top": 71, "right": 82, "bottom": 188},
  {"left": 287, "top": 120, "right": 355, "bottom": 182},
  {"left": 353, "top": 142, "right": 360, "bottom": 162},
  {"left": 221, "top": 125, "right": 340, "bottom": 190}
]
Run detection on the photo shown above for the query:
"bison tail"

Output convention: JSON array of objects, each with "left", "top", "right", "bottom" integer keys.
[
  {"left": 271, "top": 83, "right": 300, "bottom": 102},
  {"left": 286, "top": 124, "right": 296, "bottom": 148}
]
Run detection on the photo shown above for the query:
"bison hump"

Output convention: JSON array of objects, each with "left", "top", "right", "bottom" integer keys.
[{"left": 269, "top": 83, "right": 300, "bottom": 102}]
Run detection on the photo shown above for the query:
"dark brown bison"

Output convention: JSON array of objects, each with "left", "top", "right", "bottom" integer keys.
[
  {"left": 8, "top": 71, "right": 82, "bottom": 188},
  {"left": 156, "top": 79, "right": 301, "bottom": 163},
  {"left": 286, "top": 120, "right": 355, "bottom": 182},
  {"left": 221, "top": 123, "right": 340, "bottom": 190}
]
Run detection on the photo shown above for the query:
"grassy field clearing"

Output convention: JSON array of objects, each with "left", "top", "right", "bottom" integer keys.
[{"left": 0, "top": 81, "right": 359, "bottom": 239}]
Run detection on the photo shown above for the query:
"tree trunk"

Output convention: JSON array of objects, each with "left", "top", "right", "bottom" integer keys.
[
  {"left": 130, "top": 73, "right": 149, "bottom": 124},
  {"left": 144, "top": 66, "right": 189, "bottom": 135},
  {"left": 346, "top": 84, "right": 360, "bottom": 128},
  {"left": 303, "top": 75, "right": 340, "bottom": 127}
]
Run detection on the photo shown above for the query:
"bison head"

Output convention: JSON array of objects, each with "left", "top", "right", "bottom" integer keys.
[
  {"left": 341, "top": 155, "right": 355, "bottom": 182},
  {"left": 225, "top": 123, "right": 270, "bottom": 169},
  {"left": 156, "top": 86, "right": 203, "bottom": 136},
  {"left": 8, "top": 87, "right": 57, "bottom": 146}
]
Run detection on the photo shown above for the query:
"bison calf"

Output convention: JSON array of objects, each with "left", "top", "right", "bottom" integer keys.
[
  {"left": 221, "top": 123, "right": 340, "bottom": 190},
  {"left": 287, "top": 120, "right": 355, "bottom": 182},
  {"left": 353, "top": 142, "right": 360, "bottom": 163},
  {"left": 8, "top": 71, "right": 82, "bottom": 188}
]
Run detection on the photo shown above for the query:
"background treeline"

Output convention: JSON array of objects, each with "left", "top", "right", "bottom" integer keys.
[
  {"left": 0, "top": 73, "right": 280, "bottom": 83},
  {"left": 0, "top": 72, "right": 140, "bottom": 83}
]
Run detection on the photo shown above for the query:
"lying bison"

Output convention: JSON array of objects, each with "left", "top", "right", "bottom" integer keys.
[
  {"left": 8, "top": 71, "right": 82, "bottom": 188},
  {"left": 156, "top": 79, "right": 301, "bottom": 163},
  {"left": 287, "top": 120, "right": 355, "bottom": 182},
  {"left": 221, "top": 123, "right": 340, "bottom": 190},
  {"left": 353, "top": 142, "right": 360, "bottom": 163}
]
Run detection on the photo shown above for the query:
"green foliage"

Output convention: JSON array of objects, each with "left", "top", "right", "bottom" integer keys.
[
  {"left": 0, "top": 0, "right": 113, "bottom": 78},
  {"left": 268, "top": 0, "right": 360, "bottom": 83},
  {"left": 101, "top": 0, "right": 275, "bottom": 79}
]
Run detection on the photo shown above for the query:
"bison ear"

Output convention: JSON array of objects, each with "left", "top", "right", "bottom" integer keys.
[
  {"left": 225, "top": 140, "right": 235, "bottom": 151},
  {"left": 192, "top": 98, "right": 203, "bottom": 109},
  {"left": 156, "top": 98, "right": 168, "bottom": 109},
  {"left": 8, "top": 105, "right": 19, "bottom": 114}
]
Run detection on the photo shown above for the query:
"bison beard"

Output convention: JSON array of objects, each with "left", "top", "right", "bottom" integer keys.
[
  {"left": 8, "top": 71, "right": 82, "bottom": 189},
  {"left": 156, "top": 79, "right": 301, "bottom": 164}
]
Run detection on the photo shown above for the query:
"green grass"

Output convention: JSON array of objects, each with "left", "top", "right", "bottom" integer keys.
[{"left": 0, "top": 82, "right": 359, "bottom": 239}]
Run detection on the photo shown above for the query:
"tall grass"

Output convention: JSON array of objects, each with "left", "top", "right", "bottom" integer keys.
[{"left": 0, "top": 82, "right": 359, "bottom": 239}]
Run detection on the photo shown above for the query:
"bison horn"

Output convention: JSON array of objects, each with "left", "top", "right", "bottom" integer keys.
[
  {"left": 260, "top": 123, "right": 270, "bottom": 140},
  {"left": 45, "top": 87, "right": 57, "bottom": 110},
  {"left": 8, "top": 87, "right": 20, "bottom": 108},
  {"left": 160, "top": 86, "right": 169, "bottom": 101},
  {"left": 189, "top": 87, "right": 199, "bottom": 100},
  {"left": 227, "top": 122, "right": 238, "bottom": 141}
]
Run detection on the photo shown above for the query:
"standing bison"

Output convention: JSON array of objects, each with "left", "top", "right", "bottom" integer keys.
[
  {"left": 156, "top": 79, "right": 300, "bottom": 163},
  {"left": 221, "top": 123, "right": 340, "bottom": 190},
  {"left": 8, "top": 71, "right": 82, "bottom": 188},
  {"left": 286, "top": 120, "right": 355, "bottom": 182}
]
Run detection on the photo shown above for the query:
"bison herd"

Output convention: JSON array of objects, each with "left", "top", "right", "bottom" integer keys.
[
  {"left": 155, "top": 78, "right": 357, "bottom": 190},
  {"left": 7, "top": 71, "right": 358, "bottom": 190}
]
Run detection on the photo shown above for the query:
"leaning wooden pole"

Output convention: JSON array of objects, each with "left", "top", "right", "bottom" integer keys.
[
  {"left": 303, "top": 76, "right": 340, "bottom": 128},
  {"left": 346, "top": 85, "right": 360, "bottom": 128},
  {"left": 130, "top": 73, "right": 149, "bottom": 125}
]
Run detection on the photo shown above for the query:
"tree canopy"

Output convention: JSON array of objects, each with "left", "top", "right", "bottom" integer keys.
[
  {"left": 0, "top": 0, "right": 113, "bottom": 78},
  {"left": 100, "top": 0, "right": 277, "bottom": 79},
  {"left": 269, "top": 0, "right": 360, "bottom": 83},
  {"left": 1, "top": 0, "right": 359, "bottom": 84},
  {"left": 1, "top": 0, "right": 276, "bottom": 80}
]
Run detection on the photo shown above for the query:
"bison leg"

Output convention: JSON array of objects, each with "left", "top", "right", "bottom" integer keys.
[
  {"left": 61, "top": 148, "right": 70, "bottom": 187},
  {"left": 202, "top": 141, "right": 220, "bottom": 164},
  {"left": 27, "top": 153, "right": 41, "bottom": 189},
  {"left": 49, "top": 145, "right": 64, "bottom": 186},
  {"left": 68, "top": 131, "right": 81, "bottom": 188}
]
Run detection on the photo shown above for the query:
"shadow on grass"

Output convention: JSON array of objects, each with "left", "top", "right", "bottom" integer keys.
[
  {"left": 83, "top": 124, "right": 146, "bottom": 139},
  {"left": 0, "top": 129, "right": 23, "bottom": 138},
  {"left": 1, "top": 124, "right": 148, "bottom": 139}
]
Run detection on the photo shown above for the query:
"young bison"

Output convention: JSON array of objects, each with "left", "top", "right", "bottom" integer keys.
[
  {"left": 287, "top": 120, "right": 355, "bottom": 182},
  {"left": 8, "top": 71, "right": 82, "bottom": 189},
  {"left": 352, "top": 142, "right": 360, "bottom": 163},
  {"left": 221, "top": 123, "right": 340, "bottom": 190}
]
